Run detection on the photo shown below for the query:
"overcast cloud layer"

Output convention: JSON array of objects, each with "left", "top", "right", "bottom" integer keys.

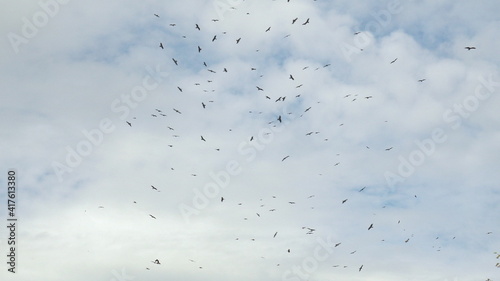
[{"left": 1, "top": 1, "right": 499, "bottom": 281}]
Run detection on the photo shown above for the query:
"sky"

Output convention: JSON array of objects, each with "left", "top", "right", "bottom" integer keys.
[{"left": 0, "top": 0, "right": 499, "bottom": 280}]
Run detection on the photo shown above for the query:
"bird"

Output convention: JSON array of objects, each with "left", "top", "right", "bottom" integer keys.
[
  {"left": 265, "top": 26, "right": 271, "bottom": 32},
  {"left": 277, "top": 115, "right": 282, "bottom": 123},
  {"left": 195, "top": 24, "right": 200, "bottom": 30},
  {"left": 418, "top": 79, "right": 426, "bottom": 82},
  {"left": 173, "top": 108, "right": 182, "bottom": 114},
  {"left": 288, "top": 249, "right": 290, "bottom": 253},
  {"left": 221, "top": 197, "right": 224, "bottom": 202},
  {"left": 292, "top": 17, "right": 298, "bottom": 24},
  {"left": 126, "top": 121, "right": 132, "bottom": 127},
  {"left": 354, "top": 31, "right": 361, "bottom": 35},
  {"left": 368, "top": 224, "right": 373, "bottom": 230},
  {"left": 342, "top": 199, "right": 348, "bottom": 204},
  {"left": 273, "top": 232, "right": 278, "bottom": 238},
  {"left": 390, "top": 58, "right": 398, "bottom": 64},
  {"left": 154, "top": 14, "right": 159, "bottom": 18},
  {"left": 149, "top": 214, "right": 157, "bottom": 219},
  {"left": 198, "top": 46, "right": 202, "bottom": 52},
  {"left": 302, "top": 18, "right": 310, "bottom": 25},
  {"left": 201, "top": 136, "right": 206, "bottom": 141},
  {"left": 172, "top": 58, "right": 178, "bottom": 65},
  {"left": 177, "top": 86, "right": 183, "bottom": 92},
  {"left": 152, "top": 259, "right": 160, "bottom": 264},
  {"left": 256, "top": 86, "right": 263, "bottom": 91},
  {"left": 282, "top": 155, "right": 290, "bottom": 161},
  {"left": 212, "top": 35, "right": 217, "bottom": 42},
  {"left": 159, "top": 43, "right": 164, "bottom": 49},
  {"left": 236, "top": 38, "right": 241, "bottom": 44},
  {"left": 359, "top": 265, "right": 363, "bottom": 272},
  {"left": 464, "top": 46, "right": 476, "bottom": 50},
  {"left": 289, "top": 74, "right": 294, "bottom": 80},
  {"left": 385, "top": 147, "right": 393, "bottom": 151},
  {"left": 202, "top": 102, "right": 206, "bottom": 108}
]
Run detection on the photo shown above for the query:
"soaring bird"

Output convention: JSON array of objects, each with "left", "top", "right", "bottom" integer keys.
[
  {"left": 256, "top": 86, "right": 263, "bottom": 91},
  {"left": 359, "top": 265, "right": 363, "bottom": 272},
  {"left": 172, "top": 58, "right": 178, "bottom": 65},
  {"left": 150, "top": 214, "right": 157, "bottom": 219},
  {"left": 385, "top": 147, "right": 393, "bottom": 151},
  {"left": 277, "top": 115, "right": 282, "bottom": 123},
  {"left": 236, "top": 38, "right": 241, "bottom": 44},
  {"left": 195, "top": 24, "right": 200, "bottom": 30},
  {"left": 292, "top": 17, "right": 298, "bottom": 24},
  {"left": 265, "top": 26, "right": 271, "bottom": 32},
  {"left": 212, "top": 35, "right": 217, "bottom": 42},
  {"left": 418, "top": 79, "right": 426, "bottom": 82},
  {"left": 464, "top": 46, "right": 476, "bottom": 50},
  {"left": 177, "top": 86, "right": 182, "bottom": 92},
  {"left": 202, "top": 102, "right": 206, "bottom": 108},
  {"left": 198, "top": 46, "right": 202, "bottom": 53},
  {"left": 159, "top": 43, "right": 164, "bottom": 49},
  {"left": 126, "top": 121, "right": 132, "bottom": 127},
  {"left": 302, "top": 18, "right": 310, "bottom": 25},
  {"left": 282, "top": 155, "right": 290, "bottom": 161},
  {"left": 221, "top": 197, "right": 224, "bottom": 202},
  {"left": 154, "top": 14, "right": 159, "bottom": 18},
  {"left": 152, "top": 259, "right": 160, "bottom": 264},
  {"left": 289, "top": 74, "right": 294, "bottom": 80},
  {"left": 173, "top": 108, "right": 182, "bottom": 114},
  {"left": 390, "top": 58, "right": 398, "bottom": 64},
  {"left": 368, "top": 224, "right": 374, "bottom": 230},
  {"left": 201, "top": 136, "right": 206, "bottom": 141},
  {"left": 273, "top": 232, "right": 278, "bottom": 238},
  {"left": 342, "top": 199, "right": 348, "bottom": 204}
]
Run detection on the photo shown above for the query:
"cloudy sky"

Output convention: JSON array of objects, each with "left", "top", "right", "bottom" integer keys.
[{"left": 1, "top": 0, "right": 499, "bottom": 280}]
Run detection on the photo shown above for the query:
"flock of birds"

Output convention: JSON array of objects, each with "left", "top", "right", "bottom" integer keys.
[{"left": 92, "top": 3, "right": 493, "bottom": 280}]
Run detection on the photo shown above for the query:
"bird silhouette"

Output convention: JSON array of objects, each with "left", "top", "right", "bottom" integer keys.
[
  {"left": 236, "top": 38, "right": 241, "bottom": 44},
  {"left": 265, "top": 26, "right": 271, "bottom": 32},
  {"left": 390, "top": 58, "right": 398, "bottom": 64},
  {"left": 368, "top": 224, "right": 373, "bottom": 230},
  {"left": 292, "top": 17, "right": 298, "bottom": 24},
  {"left": 150, "top": 214, "right": 157, "bottom": 219},
  {"left": 126, "top": 121, "right": 132, "bottom": 127},
  {"left": 302, "top": 18, "right": 310, "bottom": 25},
  {"left": 282, "top": 156, "right": 290, "bottom": 161},
  {"left": 201, "top": 136, "right": 206, "bottom": 141},
  {"left": 195, "top": 24, "right": 200, "bottom": 30},
  {"left": 465, "top": 46, "right": 476, "bottom": 50},
  {"left": 159, "top": 43, "right": 164, "bottom": 49},
  {"left": 172, "top": 58, "right": 178, "bottom": 65}
]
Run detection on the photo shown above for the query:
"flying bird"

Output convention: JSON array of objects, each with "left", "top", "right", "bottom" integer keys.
[
  {"left": 277, "top": 115, "right": 282, "bottom": 123},
  {"left": 292, "top": 17, "right": 298, "bottom": 24},
  {"left": 201, "top": 136, "right": 206, "bottom": 141},
  {"left": 152, "top": 259, "right": 160, "bottom": 264},
  {"left": 302, "top": 18, "right": 310, "bottom": 25},
  {"left": 256, "top": 86, "right": 264, "bottom": 91},
  {"left": 273, "top": 232, "right": 278, "bottom": 238},
  {"left": 221, "top": 197, "right": 224, "bottom": 202},
  {"left": 172, "top": 58, "right": 178, "bottom": 65},
  {"left": 390, "top": 58, "right": 398, "bottom": 64},
  {"left": 212, "top": 35, "right": 217, "bottom": 42},
  {"left": 126, "top": 121, "right": 132, "bottom": 127},
  {"left": 342, "top": 199, "right": 348, "bottom": 204},
  {"left": 159, "top": 43, "right": 164, "bottom": 49},
  {"left": 265, "top": 26, "right": 271, "bottom": 32},
  {"left": 282, "top": 155, "right": 290, "bottom": 161},
  {"left": 236, "top": 38, "right": 241, "bottom": 44},
  {"left": 464, "top": 46, "right": 476, "bottom": 50},
  {"left": 195, "top": 24, "right": 200, "bottom": 30},
  {"left": 385, "top": 147, "right": 393, "bottom": 151},
  {"left": 149, "top": 214, "right": 157, "bottom": 219},
  {"left": 289, "top": 74, "right": 294, "bottom": 80},
  {"left": 202, "top": 102, "right": 206, "bottom": 108},
  {"left": 359, "top": 265, "right": 363, "bottom": 272},
  {"left": 177, "top": 86, "right": 182, "bottom": 92},
  {"left": 173, "top": 108, "right": 182, "bottom": 114},
  {"left": 198, "top": 46, "right": 202, "bottom": 52},
  {"left": 368, "top": 224, "right": 373, "bottom": 230},
  {"left": 154, "top": 14, "right": 159, "bottom": 18},
  {"left": 418, "top": 79, "right": 426, "bottom": 82}
]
